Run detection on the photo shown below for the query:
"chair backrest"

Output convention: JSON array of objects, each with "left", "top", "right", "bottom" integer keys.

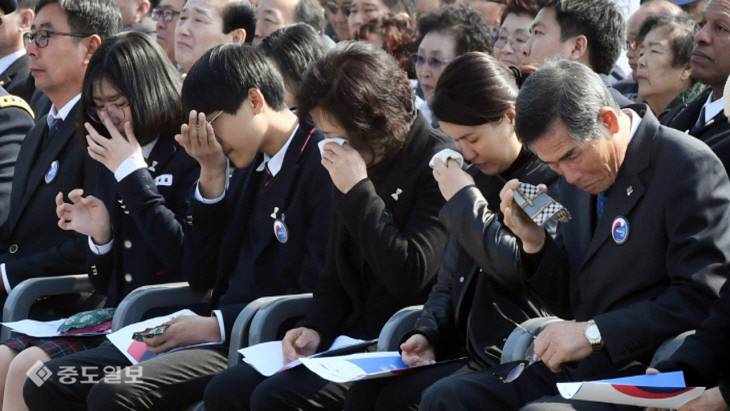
[
  {"left": 650, "top": 330, "right": 695, "bottom": 367},
  {"left": 500, "top": 316, "right": 561, "bottom": 364},
  {"left": 247, "top": 293, "right": 313, "bottom": 346},
  {"left": 376, "top": 306, "right": 423, "bottom": 351}
]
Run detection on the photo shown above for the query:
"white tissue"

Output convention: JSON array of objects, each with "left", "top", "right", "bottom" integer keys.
[
  {"left": 429, "top": 148, "right": 464, "bottom": 169},
  {"left": 318, "top": 138, "right": 347, "bottom": 157}
]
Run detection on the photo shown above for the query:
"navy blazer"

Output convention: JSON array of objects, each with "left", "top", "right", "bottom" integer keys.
[
  {"left": 299, "top": 113, "right": 453, "bottom": 348},
  {"left": 0, "top": 55, "right": 34, "bottom": 104},
  {"left": 523, "top": 106, "right": 730, "bottom": 366},
  {"left": 183, "top": 124, "right": 333, "bottom": 341},
  {"left": 0, "top": 103, "right": 93, "bottom": 286},
  {"left": 88, "top": 137, "right": 199, "bottom": 306},
  {"left": 0, "top": 86, "right": 34, "bottom": 227}
]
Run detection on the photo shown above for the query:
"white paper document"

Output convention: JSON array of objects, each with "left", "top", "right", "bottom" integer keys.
[
  {"left": 239, "top": 335, "right": 372, "bottom": 377},
  {"left": 1, "top": 318, "right": 111, "bottom": 338},
  {"left": 300, "top": 351, "right": 410, "bottom": 383},
  {"left": 557, "top": 371, "right": 705, "bottom": 409},
  {"left": 106, "top": 309, "right": 218, "bottom": 364}
]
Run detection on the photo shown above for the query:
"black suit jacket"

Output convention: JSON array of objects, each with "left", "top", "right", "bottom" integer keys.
[
  {"left": 522, "top": 106, "right": 730, "bottom": 366},
  {"left": 88, "top": 137, "right": 199, "bottom": 306},
  {"left": 0, "top": 103, "right": 93, "bottom": 287},
  {"left": 184, "top": 124, "right": 334, "bottom": 342},
  {"left": 664, "top": 88, "right": 730, "bottom": 173},
  {"left": 0, "top": 86, "right": 34, "bottom": 226},
  {"left": 409, "top": 150, "right": 557, "bottom": 364},
  {"left": 299, "top": 114, "right": 453, "bottom": 348},
  {"left": 0, "top": 55, "right": 34, "bottom": 104}
]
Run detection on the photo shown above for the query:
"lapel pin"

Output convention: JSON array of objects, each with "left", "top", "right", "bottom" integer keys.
[
  {"left": 270, "top": 207, "right": 280, "bottom": 220},
  {"left": 44, "top": 160, "right": 59, "bottom": 184},
  {"left": 611, "top": 216, "right": 630, "bottom": 245},
  {"left": 626, "top": 186, "right": 634, "bottom": 196},
  {"left": 148, "top": 160, "right": 158, "bottom": 172},
  {"left": 391, "top": 188, "right": 403, "bottom": 201}
]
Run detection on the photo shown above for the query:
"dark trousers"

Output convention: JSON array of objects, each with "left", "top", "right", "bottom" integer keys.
[
  {"left": 204, "top": 362, "right": 350, "bottom": 411},
  {"left": 419, "top": 354, "right": 646, "bottom": 411},
  {"left": 344, "top": 358, "right": 474, "bottom": 411},
  {"left": 23, "top": 342, "right": 227, "bottom": 411}
]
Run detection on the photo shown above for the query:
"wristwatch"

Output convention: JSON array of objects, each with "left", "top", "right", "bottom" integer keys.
[{"left": 584, "top": 320, "right": 603, "bottom": 352}]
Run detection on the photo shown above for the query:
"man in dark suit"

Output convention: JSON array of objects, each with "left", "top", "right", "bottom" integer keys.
[
  {"left": 0, "top": 86, "right": 34, "bottom": 227},
  {"left": 0, "top": 0, "right": 36, "bottom": 103},
  {"left": 664, "top": 0, "right": 730, "bottom": 173},
  {"left": 0, "top": 0, "right": 120, "bottom": 301},
  {"left": 419, "top": 59, "right": 730, "bottom": 410},
  {"left": 24, "top": 45, "right": 334, "bottom": 411}
]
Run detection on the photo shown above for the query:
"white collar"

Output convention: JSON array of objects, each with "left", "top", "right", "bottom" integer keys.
[
  {"left": 142, "top": 138, "right": 158, "bottom": 159},
  {"left": 626, "top": 108, "right": 641, "bottom": 143},
  {"left": 256, "top": 124, "right": 299, "bottom": 177},
  {"left": 0, "top": 50, "right": 26, "bottom": 76},
  {"left": 703, "top": 92, "right": 725, "bottom": 124},
  {"left": 47, "top": 94, "right": 81, "bottom": 127}
]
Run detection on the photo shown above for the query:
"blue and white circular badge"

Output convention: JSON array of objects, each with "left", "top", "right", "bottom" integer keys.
[
  {"left": 273, "top": 219, "right": 289, "bottom": 244},
  {"left": 44, "top": 160, "right": 59, "bottom": 184},
  {"left": 611, "top": 216, "right": 630, "bottom": 245}
]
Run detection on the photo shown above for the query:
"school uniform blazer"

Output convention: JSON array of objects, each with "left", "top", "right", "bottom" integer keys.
[
  {"left": 0, "top": 55, "right": 34, "bottom": 104},
  {"left": 299, "top": 113, "right": 453, "bottom": 349},
  {"left": 88, "top": 137, "right": 199, "bottom": 306},
  {"left": 0, "top": 86, "right": 34, "bottom": 227},
  {"left": 183, "top": 124, "right": 333, "bottom": 342},
  {"left": 0, "top": 103, "right": 93, "bottom": 286},
  {"left": 664, "top": 88, "right": 730, "bottom": 173},
  {"left": 407, "top": 151, "right": 557, "bottom": 360},
  {"left": 522, "top": 105, "right": 730, "bottom": 366}
]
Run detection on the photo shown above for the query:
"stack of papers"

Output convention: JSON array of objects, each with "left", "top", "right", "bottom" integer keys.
[
  {"left": 2, "top": 318, "right": 112, "bottom": 337},
  {"left": 557, "top": 371, "right": 705, "bottom": 409},
  {"left": 301, "top": 351, "right": 410, "bottom": 383}
]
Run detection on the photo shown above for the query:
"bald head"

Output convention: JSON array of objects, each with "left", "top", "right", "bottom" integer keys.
[{"left": 626, "top": 0, "right": 683, "bottom": 77}]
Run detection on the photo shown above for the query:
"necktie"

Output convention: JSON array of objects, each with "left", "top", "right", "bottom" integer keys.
[
  {"left": 689, "top": 106, "right": 707, "bottom": 136},
  {"left": 263, "top": 162, "right": 274, "bottom": 187},
  {"left": 596, "top": 192, "right": 607, "bottom": 223},
  {"left": 43, "top": 116, "right": 63, "bottom": 150}
]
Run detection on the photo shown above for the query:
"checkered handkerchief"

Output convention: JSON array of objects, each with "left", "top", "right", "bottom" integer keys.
[{"left": 512, "top": 183, "right": 571, "bottom": 227}]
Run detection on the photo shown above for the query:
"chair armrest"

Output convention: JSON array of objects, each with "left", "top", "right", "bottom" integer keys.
[
  {"left": 226, "top": 296, "right": 292, "bottom": 367},
  {"left": 650, "top": 330, "right": 696, "bottom": 367},
  {"left": 377, "top": 306, "right": 423, "bottom": 351},
  {"left": 247, "top": 293, "right": 313, "bottom": 346},
  {"left": 2, "top": 275, "right": 93, "bottom": 341},
  {"left": 112, "top": 282, "right": 211, "bottom": 330},
  {"left": 500, "top": 316, "right": 561, "bottom": 364}
]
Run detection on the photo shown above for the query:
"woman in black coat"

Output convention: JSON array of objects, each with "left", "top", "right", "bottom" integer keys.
[
  {"left": 345, "top": 52, "right": 558, "bottom": 411},
  {"left": 203, "top": 41, "right": 453, "bottom": 411}
]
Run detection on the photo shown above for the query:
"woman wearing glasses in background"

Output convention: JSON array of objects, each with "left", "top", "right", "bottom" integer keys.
[
  {"left": 412, "top": 5, "right": 493, "bottom": 125},
  {"left": 344, "top": 51, "right": 557, "bottom": 411},
  {"left": 492, "top": 0, "right": 539, "bottom": 68},
  {"left": 0, "top": 32, "right": 198, "bottom": 411}
]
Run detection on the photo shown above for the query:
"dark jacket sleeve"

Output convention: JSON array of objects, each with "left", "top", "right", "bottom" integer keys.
[
  {"left": 520, "top": 234, "right": 574, "bottom": 319},
  {"left": 335, "top": 174, "right": 446, "bottom": 296},
  {"left": 595, "top": 148, "right": 729, "bottom": 364},
  {"left": 0, "top": 106, "right": 34, "bottom": 227}
]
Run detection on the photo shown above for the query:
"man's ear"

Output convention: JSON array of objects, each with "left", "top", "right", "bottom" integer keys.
[
  {"left": 249, "top": 88, "right": 266, "bottom": 115},
  {"left": 138, "top": 0, "right": 152, "bottom": 19},
  {"left": 230, "top": 28, "right": 248, "bottom": 44},
  {"left": 18, "top": 9, "right": 34, "bottom": 32},
  {"left": 598, "top": 107, "right": 620, "bottom": 135},
  {"left": 83, "top": 35, "right": 103, "bottom": 65},
  {"left": 569, "top": 35, "right": 589, "bottom": 63}
]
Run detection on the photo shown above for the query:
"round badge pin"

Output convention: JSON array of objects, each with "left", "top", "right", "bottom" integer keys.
[
  {"left": 44, "top": 160, "right": 59, "bottom": 184},
  {"left": 611, "top": 216, "right": 629, "bottom": 245},
  {"left": 273, "top": 219, "right": 289, "bottom": 244}
]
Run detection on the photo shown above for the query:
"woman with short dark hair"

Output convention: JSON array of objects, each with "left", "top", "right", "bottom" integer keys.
[
  {"left": 343, "top": 51, "right": 556, "bottom": 411},
  {"left": 202, "top": 41, "right": 453, "bottom": 411},
  {"left": 0, "top": 31, "right": 198, "bottom": 410},
  {"left": 636, "top": 13, "right": 703, "bottom": 121}
]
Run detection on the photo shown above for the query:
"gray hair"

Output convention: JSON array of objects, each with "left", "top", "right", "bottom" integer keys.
[
  {"left": 515, "top": 59, "right": 618, "bottom": 145},
  {"left": 295, "top": 0, "right": 326, "bottom": 33}
]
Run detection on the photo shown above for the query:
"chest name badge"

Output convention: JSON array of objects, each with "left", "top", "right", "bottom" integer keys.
[
  {"left": 271, "top": 207, "right": 289, "bottom": 244},
  {"left": 611, "top": 216, "right": 629, "bottom": 245},
  {"left": 44, "top": 160, "right": 59, "bottom": 184}
]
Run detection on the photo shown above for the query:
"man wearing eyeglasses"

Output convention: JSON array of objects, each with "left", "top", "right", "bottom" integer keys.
[
  {"left": 0, "top": 0, "right": 36, "bottom": 104},
  {"left": 117, "top": 0, "right": 156, "bottom": 35},
  {"left": 152, "top": 0, "right": 185, "bottom": 65},
  {"left": 0, "top": 0, "right": 120, "bottom": 304}
]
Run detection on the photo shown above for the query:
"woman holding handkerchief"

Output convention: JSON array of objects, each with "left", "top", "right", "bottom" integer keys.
[
  {"left": 343, "top": 51, "right": 559, "bottom": 410},
  {"left": 202, "top": 41, "right": 453, "bottom": 411},
  {"left": 0, "top": 32, "right": 197, "bottom": 411}
]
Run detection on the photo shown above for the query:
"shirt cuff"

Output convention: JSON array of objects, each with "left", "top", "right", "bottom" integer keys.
[
  {"left": 88, "top": 236, "right": 113, "bottom": 255},
  {"left": 1, "top": 263, "right": 10, "bottom": 293},
  {"left": 114, "top": 151, "right": 147, "bottom": 182},
  {"left": 195, "top": 182, "right": 225, "bottom": 204},
  {"left": 212, "top": 310, "right": 226, "bottom": 343}
]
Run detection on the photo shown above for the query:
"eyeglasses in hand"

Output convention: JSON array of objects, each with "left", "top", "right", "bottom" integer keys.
[{"left": 492, "top": 302, "right": 541, "bottom": 383}]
